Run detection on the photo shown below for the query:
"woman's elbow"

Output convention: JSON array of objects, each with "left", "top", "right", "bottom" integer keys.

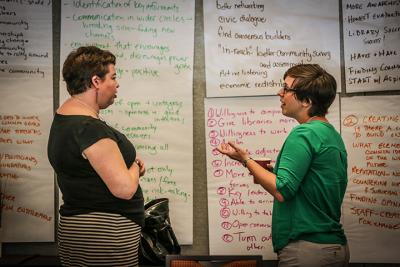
[
  {"left": 116, "top": 192, "right": 134, "bottom": 200},
  {"left": 112, "top": 185, "right": 138, "bottom": 200}
]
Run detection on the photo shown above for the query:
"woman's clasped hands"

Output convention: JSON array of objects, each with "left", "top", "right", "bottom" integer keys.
[{"left": 135, "top": 158, "right": 146, "bottom": 176}]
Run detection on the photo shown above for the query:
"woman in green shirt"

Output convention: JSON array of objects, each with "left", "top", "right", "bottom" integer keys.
[{"left": 217, "top": 64, "right": 349, "bottom": 267}]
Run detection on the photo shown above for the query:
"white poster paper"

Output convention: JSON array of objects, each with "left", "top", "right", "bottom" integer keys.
[
  {"left": 60, "top": 0, "right": 194, "bottom": 244},
  {"left": 205, "top": 96, "right": 340, "bottom": 259},
  {"left": 342, "top": 96, "right": 400, "bottom": 263},
  {"left": 343, "top": 0, "right": 400, "bottom": 92},
  {"left": 0, "top": 1, "right": 54, "bottom": 242},
  {"left": 204, "top": 0, "right": 341, "bottom": 97}
]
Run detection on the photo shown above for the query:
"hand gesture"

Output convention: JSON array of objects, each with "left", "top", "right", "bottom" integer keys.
[{"left": 216, "top": 141, "right": 249, "bottom": 163}]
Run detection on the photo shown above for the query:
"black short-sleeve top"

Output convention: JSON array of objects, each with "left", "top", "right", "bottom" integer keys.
[{"left": 47, "top": 114, "right": 144, "bottom": 226}]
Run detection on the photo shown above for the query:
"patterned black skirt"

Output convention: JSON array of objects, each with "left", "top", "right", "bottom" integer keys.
[{"left": 58, "top": 212, "right": 141, "bottom": 267}]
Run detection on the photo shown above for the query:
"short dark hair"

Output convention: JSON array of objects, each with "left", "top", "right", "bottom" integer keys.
[
  {"left": 284, "top": 64, "right": 336, "bottom": 116},
  {"left": 62, "top": 46, "right": 116, "bottom": 95}
]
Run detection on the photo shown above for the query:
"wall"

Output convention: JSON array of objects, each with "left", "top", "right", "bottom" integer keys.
[{"left": 2, "top": 1, "right": 400, "bottom": 266}]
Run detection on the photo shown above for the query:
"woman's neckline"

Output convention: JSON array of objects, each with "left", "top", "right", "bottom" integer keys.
[
  {"left": 71, "top": 96, "right": 100, "bottom": 119},
  {"left": 306, "top": 116, "right": 329, "bottom": 123},
  {"left": 55, "top": 113, "right": 101, "bottom": 120}
]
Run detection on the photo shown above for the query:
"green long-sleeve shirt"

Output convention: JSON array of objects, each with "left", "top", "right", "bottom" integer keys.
[{"left": 272, "top": 120, "right": 348, "bottom": 252}]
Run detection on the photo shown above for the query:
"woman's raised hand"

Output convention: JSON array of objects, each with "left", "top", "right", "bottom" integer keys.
[{"left": 216, "top": 141, "right": 249, "bottom": 163}]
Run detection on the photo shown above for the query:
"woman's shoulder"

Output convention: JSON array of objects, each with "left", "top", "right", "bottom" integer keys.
[
  {"left": 54, "top": 113, "right": 100, "bottom": 124},
  {"left": 53, "top": 114, "right": 108, "bottom": 132},
  {"left": 57, "top": 98, "right": 99, "bottom": 119},
  {"left": 291, "top": 121, "right": 343, "bottom": 147},
  {"left": 289, "top": 122, "right": 326, "bottom": 139},
  {"left": 294, "top": 120, "right": 334, "bottom": 132}
]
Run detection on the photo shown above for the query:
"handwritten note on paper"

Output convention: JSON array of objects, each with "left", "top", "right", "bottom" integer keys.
[
  {"left": 203, "top": 0, "right": 341, "bottom": 97},
  {"left": 343, "top": 0, "right": 400, "bottom": 93},
  {"left": 342, "top": 96, "right": 400, "bottom": 263},
  {"left": 102, "top": 98, "right": 191, "bottom": 204},
  {"left": 60, "top": 0, "right": 194, "bottom": 244},
  {"left": 0, "top": 2, "right": 54, "bottom": 242},
  {"left": 205, "top": 97, "right": 340, "bottom": 259}
]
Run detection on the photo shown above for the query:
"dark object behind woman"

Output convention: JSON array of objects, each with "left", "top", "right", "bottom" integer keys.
[{"left": 48, "top": 46, "right": 145, "bottom": 266}]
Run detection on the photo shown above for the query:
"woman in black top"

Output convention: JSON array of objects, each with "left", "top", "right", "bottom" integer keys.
[{"left": 48, "top": 46, "right": 145, "bottom": 266}]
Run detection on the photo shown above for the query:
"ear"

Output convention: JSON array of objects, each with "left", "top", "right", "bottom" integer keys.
[
  {"left": 302, "top": 98, "right": 312, "bottom": 108},
  {"left": 91, "top": 75, "right": 101, "bottom": 88}
]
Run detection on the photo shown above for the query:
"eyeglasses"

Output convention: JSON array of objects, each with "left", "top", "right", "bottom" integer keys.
[{"left": 280, "top": 84, "right": 296, "bottom": 95}]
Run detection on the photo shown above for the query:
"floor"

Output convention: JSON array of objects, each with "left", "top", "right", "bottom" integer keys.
[
  {"left": 0, "top": 255, "right": 164, "bottom": 266},
  {"left": 0, "top": 255, "right": 61, "bottom": 266}
]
